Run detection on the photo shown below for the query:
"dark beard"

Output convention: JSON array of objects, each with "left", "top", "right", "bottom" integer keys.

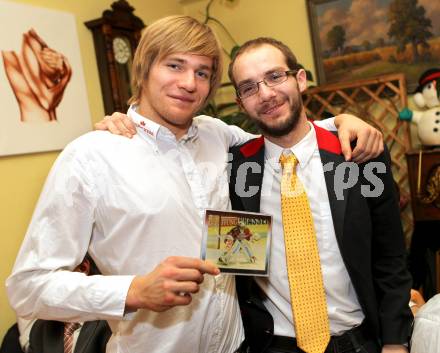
[{"left": 256, "top": 95, "right": 303, "bottom": 138}]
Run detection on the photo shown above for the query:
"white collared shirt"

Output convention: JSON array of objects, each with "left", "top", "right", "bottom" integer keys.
[
  {"left": 7, "top": 107, "right": 253, "bottom": 353},
  {"left": 7, "top": 108, "right": 336, "bottom": 353},
  {"left": 255, "top": 122, "right": 364, "bottom": 337},
  {"left": 17, "top": 317, "right": 34, "bottom": 352}
]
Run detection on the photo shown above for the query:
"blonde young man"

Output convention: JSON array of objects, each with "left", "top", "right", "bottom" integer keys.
[{"left": 8, "top": 16, "right": 382, "bottom": 353}]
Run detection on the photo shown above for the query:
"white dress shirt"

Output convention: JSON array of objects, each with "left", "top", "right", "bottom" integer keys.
[
  {"left": 411, "top": 294, "right": 440, "bottom": 353},
  {"left": 7, "top": 107, "right": 336, "bottom": 353},
  {"left": 255, "top": 122, "right": 364, "bottom": 337},
  {"left": 17, "top": 317, "right": 34, "bottom": 352}
]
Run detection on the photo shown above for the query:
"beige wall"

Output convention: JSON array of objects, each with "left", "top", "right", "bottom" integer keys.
[
  {"left": 0, "top": 0, "right": 182, "bottom": 339},
  {"left": 183, "top": 0, "right": 316, "bottom": 83}
]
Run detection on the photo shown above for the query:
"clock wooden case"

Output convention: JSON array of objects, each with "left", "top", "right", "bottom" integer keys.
[{"left": 85, "top": 0, "right": 145, "bottom": 115}]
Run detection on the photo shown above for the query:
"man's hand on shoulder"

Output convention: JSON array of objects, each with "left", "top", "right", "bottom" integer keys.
[
  {"left": 95, "top": 112, "right": 137, "bottom": 138},
  {"left": 125, "top": 256, "right": 220, "bottom": 312},
  {"left": 334, "top": 113, "right": 384, "bottom": 163}
]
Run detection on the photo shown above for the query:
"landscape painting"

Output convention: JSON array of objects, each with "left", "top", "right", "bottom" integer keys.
[{"left": 307, "top": 0, "right": 440, "bottom": 90}]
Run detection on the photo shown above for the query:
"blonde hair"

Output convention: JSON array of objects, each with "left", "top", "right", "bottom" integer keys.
[{"left": 129, "top": 15, "right": 223, "bottom": 106}]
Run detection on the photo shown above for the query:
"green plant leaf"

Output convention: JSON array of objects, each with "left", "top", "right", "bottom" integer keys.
[{"left": 230, "top": 45, "right": 241, "bottom": 59}]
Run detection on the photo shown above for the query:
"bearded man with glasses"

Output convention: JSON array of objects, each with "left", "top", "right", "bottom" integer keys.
[{"left": 227, "top": 37, "right": 412, "bottom": 353}]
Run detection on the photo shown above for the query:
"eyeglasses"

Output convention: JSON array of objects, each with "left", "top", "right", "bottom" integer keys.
[{"left": 236, "top": 70, "right": 297, "bottom": 99}]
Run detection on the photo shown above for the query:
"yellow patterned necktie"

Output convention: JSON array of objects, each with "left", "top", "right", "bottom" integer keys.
[{"left": 279, "top": 153, "right": 330, "bottom": 353}]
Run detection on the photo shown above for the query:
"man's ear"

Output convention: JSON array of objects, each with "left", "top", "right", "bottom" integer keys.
[
  {"left": 236, "top": 97, "right": 244, "bottom": 111},
  {"left": 296, "top": 69, "right": 308, "bottom": 93}
]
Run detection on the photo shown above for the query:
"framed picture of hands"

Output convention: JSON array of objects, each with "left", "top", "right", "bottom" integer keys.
[{"left": 0, "top": 0, "right": 91, "bottom": 156}]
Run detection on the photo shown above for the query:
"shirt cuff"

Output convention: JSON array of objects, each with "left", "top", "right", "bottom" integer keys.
[
  {"left": 314, "top": 117, "right": 336, "bottom": 131},
  {"left": 92, "top": 275, "right": 135, "bottom": 320}
]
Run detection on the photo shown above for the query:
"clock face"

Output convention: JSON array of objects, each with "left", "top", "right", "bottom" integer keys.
[{"left": 113, "top": 37, "right": 131, "bottom": 64}]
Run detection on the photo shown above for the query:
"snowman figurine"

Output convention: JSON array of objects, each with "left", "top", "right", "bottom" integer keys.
[{"left": 399, "top": 68, "right": 440, "bottom": 147}]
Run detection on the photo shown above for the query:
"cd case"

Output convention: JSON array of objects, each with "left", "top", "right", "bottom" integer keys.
[{"left": 201, "top": 209, "right": 272, "bottom": 276}]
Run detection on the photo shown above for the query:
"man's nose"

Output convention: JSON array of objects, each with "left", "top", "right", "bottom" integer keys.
[
  {"left": 179, "top": 71, "right": 196, "bottom": 92},
  {"left": 258, "top": 81, "right": 276, "bottom": 100}
]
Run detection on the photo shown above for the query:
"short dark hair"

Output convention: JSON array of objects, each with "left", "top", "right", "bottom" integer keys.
[{"left": 228, "top": 37, "right": 301, "bottom": 89}]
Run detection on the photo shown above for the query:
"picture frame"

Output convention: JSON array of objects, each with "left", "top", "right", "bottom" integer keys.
[
  {"left": 306, "top": 0, "right": 440, "bottom": 91},
  {"left": 0, "top": 1, "right": 91, "bottom": 156}
]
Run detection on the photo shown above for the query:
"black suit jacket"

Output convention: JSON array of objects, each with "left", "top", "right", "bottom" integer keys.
[
  {"left": 0, "top": 324, "right": 23, "bottom": 353},
  {"left": 29, "top": 320, "right": 111, "bottom": 353},
  {"left": 228, "top": 123, "right": 412, "bottom": 353}
]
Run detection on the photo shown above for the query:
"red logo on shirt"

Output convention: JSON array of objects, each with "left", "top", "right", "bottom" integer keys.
[{"left": 135, "top": 122, "right": 155, "bottom": 137}]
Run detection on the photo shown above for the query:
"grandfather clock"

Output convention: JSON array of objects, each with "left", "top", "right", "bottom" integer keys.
[{"left": 85, "top": 0, "right": 145, "bottom": 114}]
